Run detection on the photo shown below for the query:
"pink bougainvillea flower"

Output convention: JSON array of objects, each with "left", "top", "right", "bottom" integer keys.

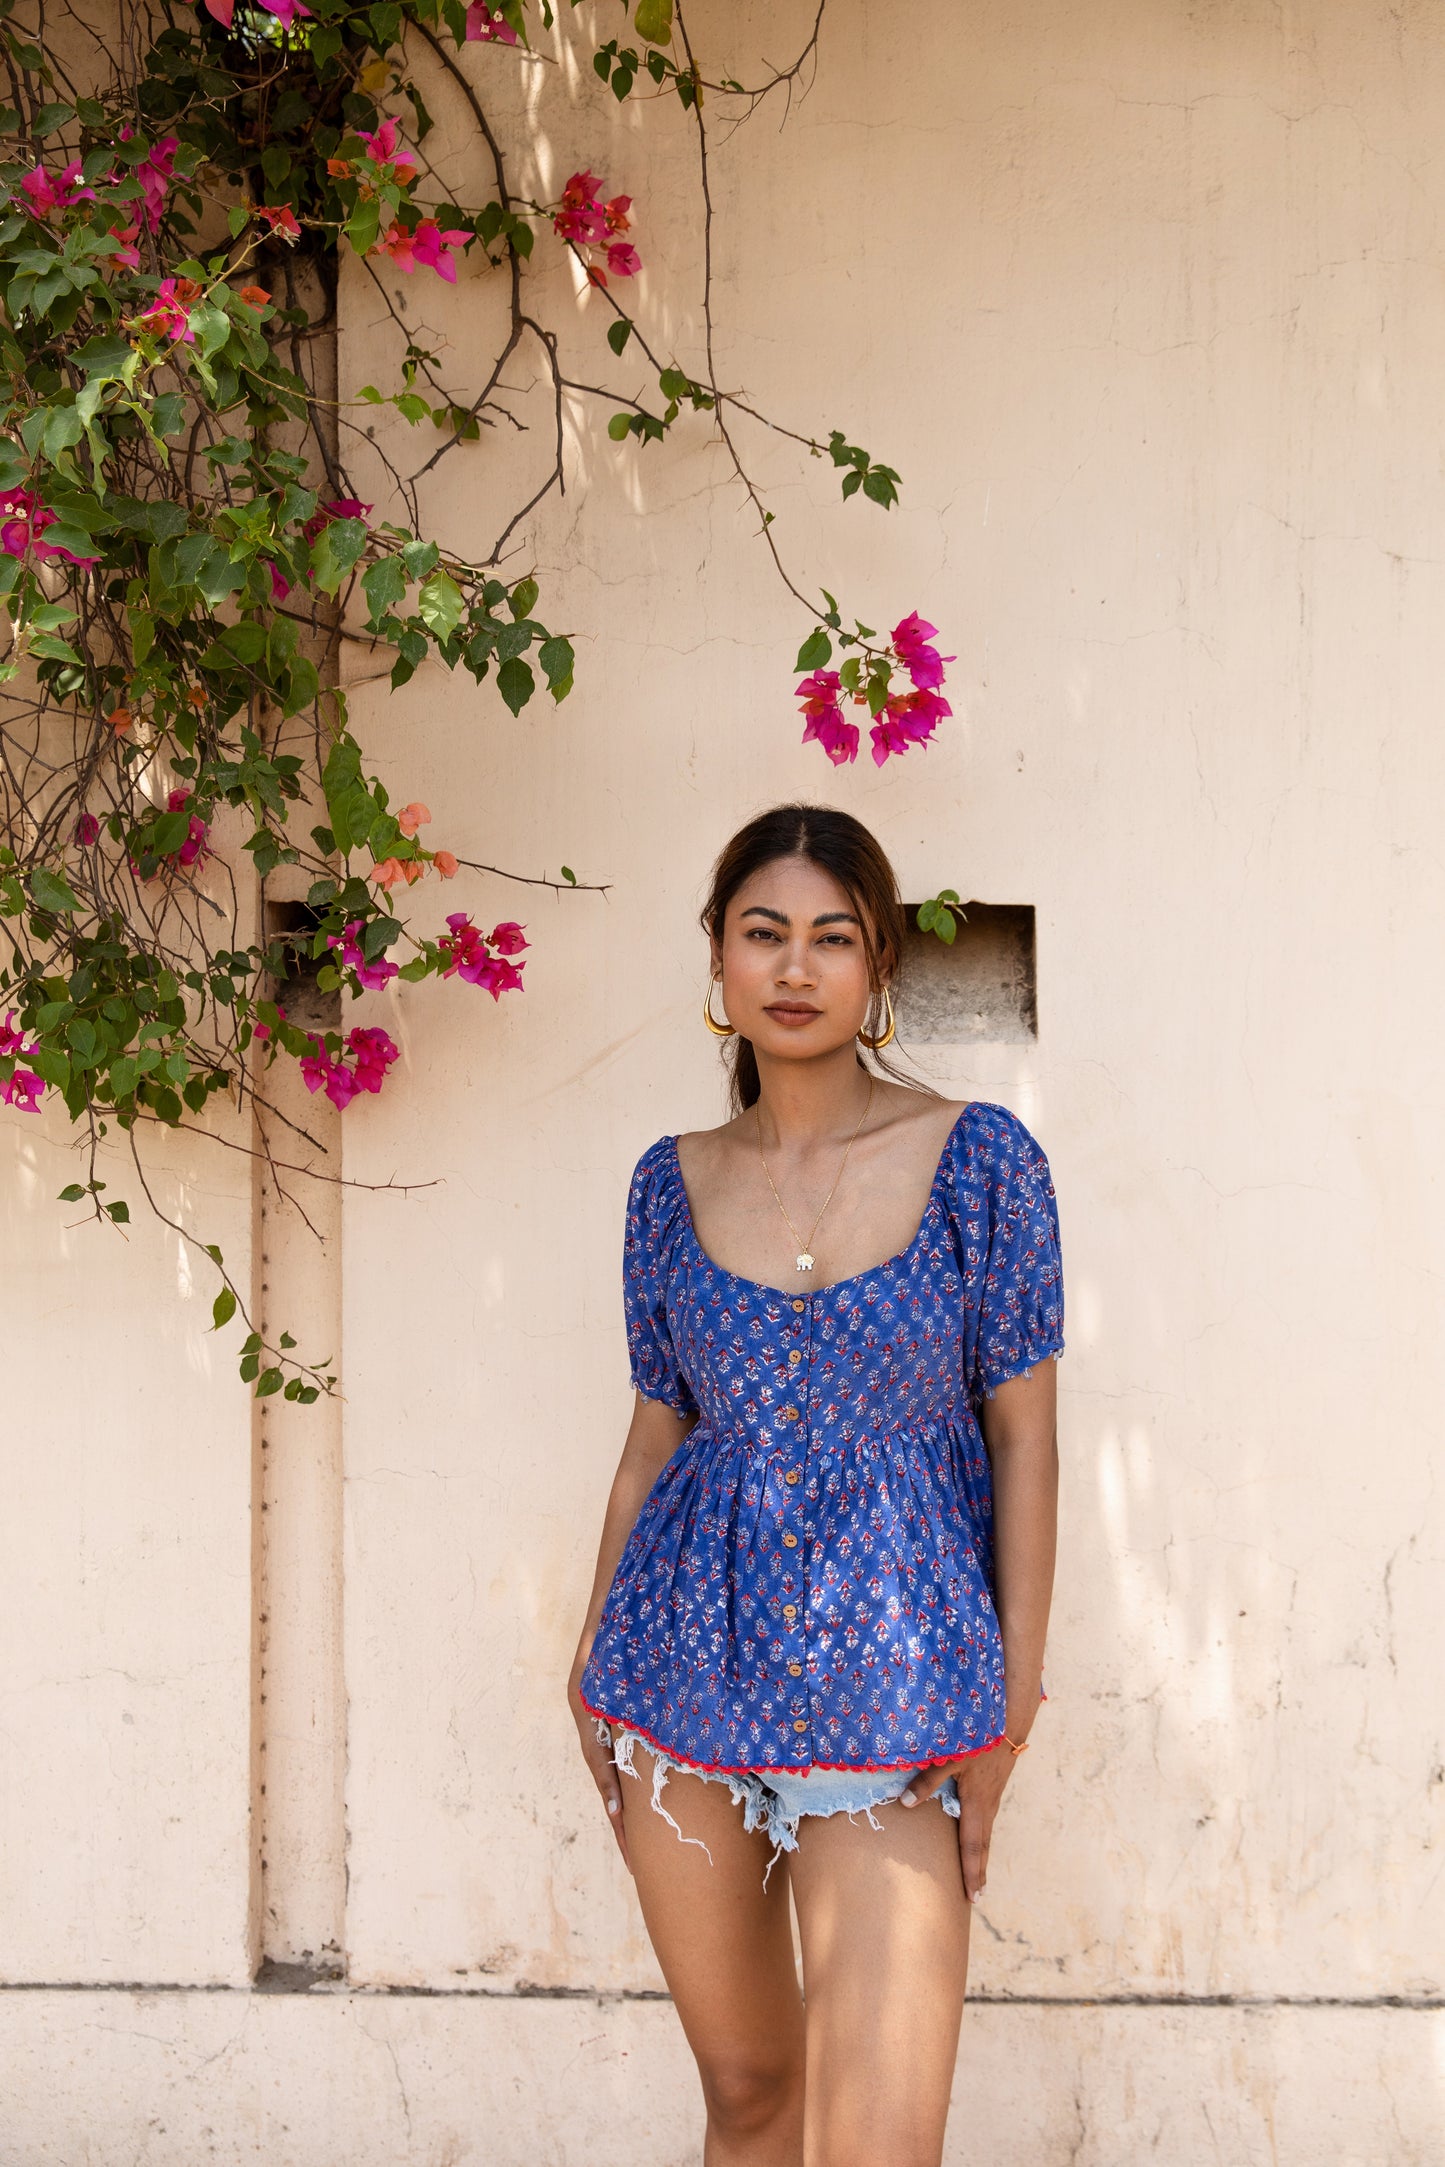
[
  {"left": 396, "top": 801, "right": 431, "bottom": 837},
  {"left": 359, "top": 119, "right": 416, "bottom": 181},
  {"left": 605, "top": 241, "right": 640, "bottom": 279},
  {"left": 74, "top": 812, "right": 101, "bottom": 847},
  {"left": 1, "top": 1009, "right": 31, "bottom": 1058},
  {"left": 301, "top": 496, "right": 372, "bottom": 545},
  {"left": 107, "top": 222, "right": 141, "bottom": 270},
  {"left": 465, "top": 3, "right": 519, "bottom": 42},
  {"left": 890, "top": 610, "right": 954, "bottom": 692},
  {"left": 867, "top": 687, "right": 952, "bottom": 768},
  {"left": 254, "top": 204, "right": 301, "bottom": 242},
  {"left": 174, "top": 0, "right": 236, "bottom": 26},
  {"left": 604, "top": 194, "right": 632, "bottom": 235},
  {"left": 19, "top": 159, "right": 95, "bottom": 219},
  {"left": 347, "top": 1024, "right": 399, "bottom": 1094},
  {"left": 130, "top": 277, "right": 198, "bottom": 345},
  {"left": 375, "top": 217, "right": 471, "bottom": 282},
  {"left": 136, "top": 136, "right": 177, "bottom": 233},
  {"left": 325, "top": 917, "right": 399, "bottom": 992},
  {"left": 163, "top": 785, "right": 212, "bottom": 870},
  {"left": 254, "top": 0, "right": 313, "bottom": 27},
  {"left": 267, "top": 561, "right": 291, "bottom": 601},
  {"left": 1, "top": 1064, "right": 45, "bottom": 1112},
  {"left": 432, "top": 848, "right": 458, "bottom": 879},
  {"left": 300, "top": 1035, "right": 360, "bottom": 1109},
  {"left": 0, "top": 488, "right": 100, "bottom": 568},
  {"left": 488, "top": 920, "right": 528, "bottom": 956},
  {"left": 795, "top": 668, "right": 859, "bottom": 765},
  {"left": 552, "top": 170, "right": 608, "bottom": 248},
  {"left": 438, "top": 913, "right": 527, "bottom": 998}
]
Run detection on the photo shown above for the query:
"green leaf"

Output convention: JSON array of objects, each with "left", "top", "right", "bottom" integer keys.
[
  {"left": 509, "top": 576, "right": 539, "bottom": 621},
  {"left": 362, "top": 555, "right": 407, "bottom": 623},
  {"left": 57, "top": 1183, "right": 86, "bottom": 1202},
  {"left": 310, "top": 517, "right": 369, "bottom": 595},
  {"left": 417, "top": 569, "right": 464, "bottom": 641},
  {"left": 347, "top": 197, "right": 380, "bottom": 259},
  {"left": 29, "top": 867, "right": 80, "bottom": 914},
  {"left": 496, "top": 656, "right": 534, "bottom": 715},
  {"left": 607, "top": 411, "right": 632, "bottom": 441},
  {"left": 635, "top": 0, "right": 673, "bottom": 42},
  {"left": 538, "top": 635, "right": 574, "bottom": 698},
  {"left": 106, "top": 1200, "right": 130, "bottom": 1224},
  {"left": 256, "top": 1367, "right": 285, "bottom": 1398},
  {"left": 607, "top": 316, "right": 633, "bottom": 355},
  {"left": 795, "top": 628, "right": 832, "bottom": 672},
  {"left": 213, "top": 1287, "right": 237, "bottom": 1330}
]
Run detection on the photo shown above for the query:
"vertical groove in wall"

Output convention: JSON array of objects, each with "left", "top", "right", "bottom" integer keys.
[{"left": 250, "top": 1024, "right": 348, "bottom": 1977}]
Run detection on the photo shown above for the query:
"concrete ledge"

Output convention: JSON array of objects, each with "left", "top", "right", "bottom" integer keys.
[{"left": 1, "top": 1991, "right": 1440, "bottom": 2164}]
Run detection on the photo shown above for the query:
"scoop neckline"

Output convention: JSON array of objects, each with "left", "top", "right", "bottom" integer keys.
[{"left": 664, "top": 1102, "right": 972, "bottom": 1301}]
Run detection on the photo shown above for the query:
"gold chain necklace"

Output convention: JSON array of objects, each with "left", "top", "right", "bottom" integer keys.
[{"left": 754, "top": 1076, "right": 876, "bottom": 1273}]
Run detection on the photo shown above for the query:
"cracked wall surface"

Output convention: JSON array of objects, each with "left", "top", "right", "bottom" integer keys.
[{"left": 3, "top": 0, "right": 1443, "bottom": 2157}]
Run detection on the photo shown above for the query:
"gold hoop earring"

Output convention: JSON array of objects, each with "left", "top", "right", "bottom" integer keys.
[
  {"left": 703, "top": 976, "right": 736, "bottom": 1038},
  {"left": 858, "top": 986, "right": 896, "bottom": 1051}
]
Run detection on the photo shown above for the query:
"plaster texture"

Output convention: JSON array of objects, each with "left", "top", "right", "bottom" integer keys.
[{"left": 2, "top": 0, "right": 1442, "bottom": 2156}]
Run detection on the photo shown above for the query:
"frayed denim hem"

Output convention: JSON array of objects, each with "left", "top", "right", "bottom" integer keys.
[{"left": 601, "top": 1721, "right": 963, "bottom": 1893}]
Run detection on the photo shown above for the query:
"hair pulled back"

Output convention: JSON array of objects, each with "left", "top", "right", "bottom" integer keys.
[{"left": 699, "top": 802, "right": 943, "bottom": 1116}]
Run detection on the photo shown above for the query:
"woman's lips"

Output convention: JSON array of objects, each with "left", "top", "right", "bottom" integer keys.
[{"left": 764, "top": 1004, "right": 822, "bottom": 1027}]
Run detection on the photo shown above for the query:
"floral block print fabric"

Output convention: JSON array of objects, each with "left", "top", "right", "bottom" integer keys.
[{"left": 578, "top": 1101, "right": 1064, "bottom": 1776}]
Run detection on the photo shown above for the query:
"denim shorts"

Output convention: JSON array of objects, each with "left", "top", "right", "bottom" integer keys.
[{"left": 597, "top": 1718, "right": 961, "bottom": 1890}]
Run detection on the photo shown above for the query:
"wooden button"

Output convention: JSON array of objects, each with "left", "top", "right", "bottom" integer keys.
[
  {"left": 791, "top": 1299, "right": 805, "bottom": 1311},
  {"left": 782, "top": 1604, "right": 797, "bottom": 1619},
  {"left": 788, "top": 1351, "right": 802, "bottom": 1365},
  {"left": 781, "top": 1405, "right": 799, "bottom": 1421},
  {"left": 788, "top": 1662, "right": 802, "bottom": 1676},
  {"left": 782, "top": 1531, "right": 798, "bottom": 1547},
  {"left": 784, "top": 1469, "right": 800, "bottom": 1484},
  {"left": 793, "top": 1719, "right": 807, "bottom": 1733}
]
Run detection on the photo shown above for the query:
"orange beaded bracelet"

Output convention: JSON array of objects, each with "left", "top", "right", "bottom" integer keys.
[{"left": 1000, "top": 1732, "right": 1031, "bottom": 1755}]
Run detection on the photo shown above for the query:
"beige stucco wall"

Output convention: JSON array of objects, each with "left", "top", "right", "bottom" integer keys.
[{"left": 3, "top": 1, "right": 1442, "bottom": 2159}]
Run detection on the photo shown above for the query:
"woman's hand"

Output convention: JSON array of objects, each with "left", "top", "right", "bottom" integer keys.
[
  {"left": 900, "top": 1740, "right": 1017, "bottom": 1903},
  {"left": 568, "top": 1648, "right": 631, "bottom": 1874}
]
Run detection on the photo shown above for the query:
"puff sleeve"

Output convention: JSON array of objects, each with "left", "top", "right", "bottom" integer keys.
[
  {"left": 622, "top": 1140, "right": 699, "bottom": 1419},
  {"left": 972, "top": 1105, "right": 1066, "bottom": 1401}
]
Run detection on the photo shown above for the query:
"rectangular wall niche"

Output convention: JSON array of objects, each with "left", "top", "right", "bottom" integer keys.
[{"left": 894, "top": 903, "right": 1037, "bottom": 1044}]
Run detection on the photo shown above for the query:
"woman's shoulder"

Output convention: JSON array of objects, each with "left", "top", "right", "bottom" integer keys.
[{"left": 946, "top": 1099, "right": 1057, "bottom": 1190}]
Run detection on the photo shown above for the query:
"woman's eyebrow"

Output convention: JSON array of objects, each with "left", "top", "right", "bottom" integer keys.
[{"left": 738, "top": 905, "right": 861, "bottom": 927}]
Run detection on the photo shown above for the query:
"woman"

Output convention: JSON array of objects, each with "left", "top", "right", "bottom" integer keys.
[{"left": 568, "top": 802, "right": 1064, "bottom": 2167}]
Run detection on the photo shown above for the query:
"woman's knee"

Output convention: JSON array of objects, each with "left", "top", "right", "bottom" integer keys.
[{"left": 700, "top": 2050, "right": 804, "bottom": 2136}]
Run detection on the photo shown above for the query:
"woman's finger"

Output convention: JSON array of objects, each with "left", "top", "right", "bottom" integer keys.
[
  {"left": 898, "top": 1760, "right": 955, "bottom": 1808},
  {"left": 959, "top": 1797, "right": 990, "bottom": 1901},
  {"left": 586, "top": 1729, "right": 632, "bottom": 1873}
]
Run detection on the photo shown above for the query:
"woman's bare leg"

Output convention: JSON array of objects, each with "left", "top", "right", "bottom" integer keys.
[
  {"left": 618, "top": 1738, "right": 806, "bottom": 2167},
  {"left": 788, "top": 1795, "right": 970, "bottom": 2167}
]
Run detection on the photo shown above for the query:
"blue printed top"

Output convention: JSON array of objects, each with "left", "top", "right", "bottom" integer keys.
[{"left": 578, "top": 1101, "right": 1064, "bottom": 1775}]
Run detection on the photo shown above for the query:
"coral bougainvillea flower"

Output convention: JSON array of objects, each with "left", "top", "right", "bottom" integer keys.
[
  {"left": 465, "top": 4, "right": 519, "bottom": 42},
  {"left": 238, "top": 284, "right": 270, "bottom": 308},
  {"left": 431, "top": 849, "right": 458, "bottom": 879},
  {"left": 553, "top": 171, "right": 608, "bottom": 248},
  {"left": 396, "top": 801, "right": 431, "bottom": 837},
  {"left": 326, "top": 917, "right": 399, "bottom": 992},
  {"left": 108, "top": 706, "right": 133, "bottom": 736},
  {"left": 254, "top": 204, "right": 301, "bottom": 242},
  {"left": 368, "top": 855, "right": 426, "bottom": 892},
  {"left": 604, "top": 195, "right": 632, "bottom": 235}
]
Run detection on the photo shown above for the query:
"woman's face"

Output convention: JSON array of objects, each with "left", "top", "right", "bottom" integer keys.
[{"left": 710, "top": 854, "right": 884, "bottom": 1056}]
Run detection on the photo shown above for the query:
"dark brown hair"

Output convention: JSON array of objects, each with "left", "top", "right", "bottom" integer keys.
[{"left": 698, "top": 802, "right": 944, "bottom": 1116}]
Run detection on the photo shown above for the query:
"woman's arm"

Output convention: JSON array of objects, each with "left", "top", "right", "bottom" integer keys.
[
  {"left": 900, "top": 1357, "right": 1059, "bottom": 1902},
  {"left": 567, "top": 1391, "right": 698, "bottom": 1871}
]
